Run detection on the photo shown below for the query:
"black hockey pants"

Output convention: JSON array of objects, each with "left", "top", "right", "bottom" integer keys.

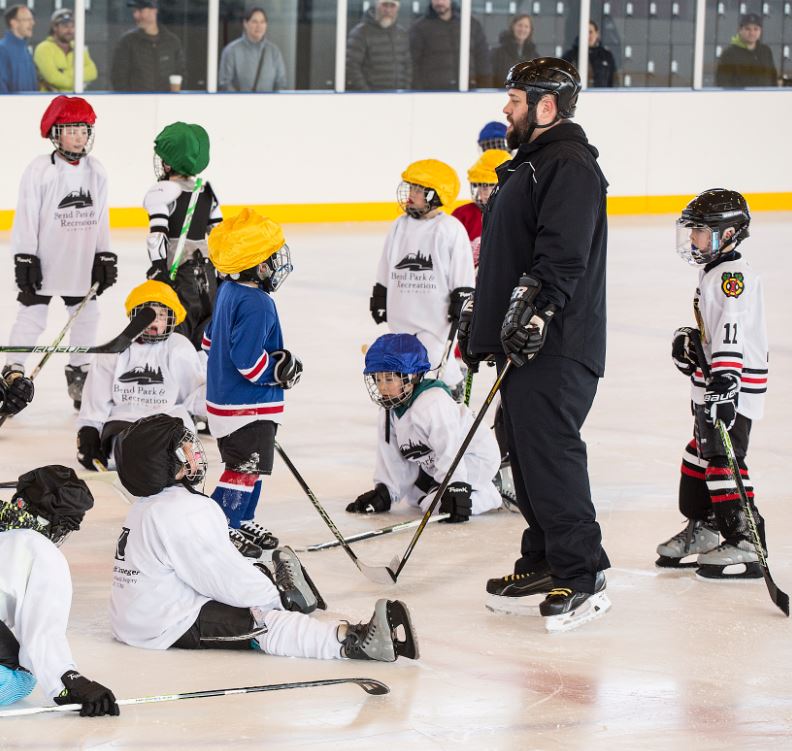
[
  {"left": 173, "top": 254, "right": 218, "bottom": 350},
  {"left": 499, "top": 354, "right": 610, "bottom": 593}
]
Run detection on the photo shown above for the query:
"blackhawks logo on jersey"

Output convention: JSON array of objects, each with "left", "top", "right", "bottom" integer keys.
[{"left": 721, "top": 272, "right": 745, "bottom": 298}]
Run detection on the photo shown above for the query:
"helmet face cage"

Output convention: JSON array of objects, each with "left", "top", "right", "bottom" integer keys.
[
  {"left": 676, "top": 219, "right": 721, "bottom": 265},
  {"left": 174, "top": 427, "right": 208, "bottom": 489},
  {"left": 364, "top": 371, "right": 421, "bottom": 409},
  {"left": 397, "top": 182, "right": 441, "bottom": 218},
  {"left": 470, "top": 182, "right": 496, "bottom": 210},
  {"left": 153, "top": 153, "right": 170, "bottom": 181},
  {"left": 50, "top": 122, "right": 95, "bottom": 161},
  {"left": 478, "top": 136, "right": 508, "bottom": 152},
  {"left": 130, "top": 302, "right": 176, "bottom": 342},
  {"left": 261, "top": 244, "right": 293, "bottom": 292}
]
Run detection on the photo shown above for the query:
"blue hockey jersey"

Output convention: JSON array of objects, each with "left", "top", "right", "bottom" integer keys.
[{"left": 203, "top": 281, "right": 284, "bottom": 437}]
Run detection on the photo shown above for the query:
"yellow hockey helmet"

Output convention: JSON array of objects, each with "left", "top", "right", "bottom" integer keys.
[
  {"left": 124, "top": 280, "right": 187, "bottom": 325},
  {"left": 208, "top": 208, "right": 286, "bottom": 276},
  {"left": 400, "top": 159, "right": 460, "bottom": 210},
  {"left": 467, "top": 149, "right": 511, "bottom": 185}
]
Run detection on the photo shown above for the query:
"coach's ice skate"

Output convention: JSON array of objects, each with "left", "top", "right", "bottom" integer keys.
[
  {"left": 656, "top": 517, "right": 719, "bottom": 568},
  {"left": 271, "top": 546, "right": 327, "bottom": 613},
  {"left": 239, "top": 520, "right": 279, "bottom": 551},
  {"left": 696, "top": 540, "right": 762, "bottom": 581},
  {"left": 539, "top": 571, "right": 611, "bottom": 633},
  {"left": 341, "top": 599, "right": 419, "bottom": 662},
  {"left": 493, "top": 461, "right": 519, "bottom": 512},
  {"left": 485, "top": 563, "right": 553, "bottom": 616}
]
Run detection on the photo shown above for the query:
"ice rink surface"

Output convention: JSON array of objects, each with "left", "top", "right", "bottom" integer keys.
[{"left": 1, "top": 214, "right": 791, "bottom": 750}]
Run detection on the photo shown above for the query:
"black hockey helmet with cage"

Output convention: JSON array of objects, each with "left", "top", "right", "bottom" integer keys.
[
  {"left": 115, "top": 414, "right": 207, "bottom": 497},
  {"left": 677, "top": 188, "right": 751, "bottom": 264},
  {"left": 12, "top": 465, "right": 94, "bottom": 546},
  {"left": 505, "top": 57, "right": 581, "bottom": 118}
]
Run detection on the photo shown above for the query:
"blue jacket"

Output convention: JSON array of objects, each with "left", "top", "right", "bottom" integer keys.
[
  {"left": 203, "top": 281, "right": 284, "bottom": 438},
  {"left": 0, "top": 33, "right": 38, "bottom": 93}
]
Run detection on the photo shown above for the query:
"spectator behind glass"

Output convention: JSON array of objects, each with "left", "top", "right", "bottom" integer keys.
[
  {"left": 111, "top": 0, "right": 185, "bottom": 92},
  {"left": 346, "top": 0, "right": 411, "bottom": 90},
  {"left": 218, "top": 7, "right": 287, "bottom": 92},
  {"left": 562, "top": 22, "right": 616, "bottom": 88},
  {"left": 0, "top": 5, "right": 38, "bottom": 93},
  {"left": 715, "top": 13, "right": 777, "bottom": 88},
  {"left": 491, "top": 14, "right": 538, "bottom": 86},
  {"left": 410, "top": 0, "right": 491, "bottom": 90},
  {"left": 34, "top": 9, "right": 98, "bottom": 92}
]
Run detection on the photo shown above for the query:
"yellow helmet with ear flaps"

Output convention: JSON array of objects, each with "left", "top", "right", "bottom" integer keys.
[
  {"left": 401, "top": 159, "right": 460, "bottom": 209},
  {"left": 208, "top": 208, "right": 286, "bottom": 275},
  {"left": 124, "top": 280, "right": 187, "bottom": 325},
  {"left": 467, "top": 149, "right": 511, "bottom": 184}
]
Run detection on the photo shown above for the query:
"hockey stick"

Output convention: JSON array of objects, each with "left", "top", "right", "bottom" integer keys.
[
  {"left": 0, "top": 676, "right": 389, "bottom": 717},
  {"left": 0, "top": 282, "right": 100, "bottom": 429},
  {"left": 0, "top": 468, "right": 119, "bottom": 489},
  {"left": 390, "top": 359, "right": 513, "bottom": 580},
  {"left": 295, "top": 512, "right": 451, "bottom": 553},
  {"left": 435, "top": 321, "right": 458, "bottom": 383},
  {"left": 691, "top": 331, "right": 789, "bottom": 616},
  {"left": 463, "top": 368, "right": 474, "bottom": 407},
  {"left": 274, "top": 441, "right": 399, "bottom": 584},
  {"left": 169, "top": 177, "right": 204, "bottom": 282},
  {"left": 0, "top": 307, "right": 155, "bottom": 355}
]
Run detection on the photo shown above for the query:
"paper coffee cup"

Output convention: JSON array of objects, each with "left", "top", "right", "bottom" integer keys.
[{"left": 169, "top": 74, "right": 182, "bottom": 92}]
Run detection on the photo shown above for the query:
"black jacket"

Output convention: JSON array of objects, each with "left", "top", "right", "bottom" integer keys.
[
  {"left": 346, "top": 8, "right": 411, "bottom": 90},
  {"left": 111, "top": 26, "right": 185, "bottom": 92},
  {"left": 490, "top": 32, "right": 538, "bottom": 86},
  {"left": 715, "top": 42, "right": 777, "bottom": 87},
  {"left": 409, "top": 4, "right": 491, "bottom": 89},
  {"left": 470, "top": 122, "right": 608, "bottom": 377},
  {"left": 562, "top": 44, "right": 616, "bottom": 88}
]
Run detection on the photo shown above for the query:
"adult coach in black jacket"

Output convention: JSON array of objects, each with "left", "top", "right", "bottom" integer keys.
[{"left": 460, "top": 58, "right": 611, "bottom": 632}]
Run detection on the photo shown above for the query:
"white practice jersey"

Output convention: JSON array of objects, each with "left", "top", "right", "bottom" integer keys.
[
  {"left": 12, "top": 153, "right": 110, "bottom": 297},
  {"left": 373, "top": 384, "right": 502, "bottom": 514},
  {"left": 110, "top": 485, "right": 281, "bottom": 650},
  {"left": 377, "top": 213, "right": 474, "bottom": 385},
  {"left": 77, "top": 334, "right": 206, "bottom": 433},
  {"left": 690, "top": 254, "right": 768, "bottom": 420},
  {"left": 0, "top": 530, "right": 76, "bottom": 699}
]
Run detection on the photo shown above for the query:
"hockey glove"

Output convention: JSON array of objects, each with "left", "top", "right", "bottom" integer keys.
[
  {"left": 346, "top": 483, "right": 392, "bottom": 514},
  {"left": 271, "top": 350, "right": 303, "bottom": 389},
  {"left": 369, "top": 283, "right": 387, "bottom": 325},
  {"left": 0, "top": 369, "right": 34, "bottom": 416},
  {"left": 457, "top": 295, "right": 483, "bottom": 373},
  {"left": 704, "top": 373, "right": 739, "bottom": 431},
  {"left": 439, "top": 481, "right": 473, "bottom": 523},
  {"left": 54, "top": 671, "right": 119, "bottom": 717},
  {"left": 146, "top": 259, "right": 170, "bottom": 283},
  {"left": 76, "top": 426, "right": 108, "bottom": 471},
  {"left": 14, "top": 254, "right": 42, "bottom": 296},
  {"left": 671, "top": 327, "right": 700, "bottom": 377},
  {"left": 91, "top": 253, "right": 118, "bottom": 296},
  {"left": 500, "top": 275, "right": 546, "bottom": 366},
  {"left": 448, "top": 286, "right": 475, "bottom": 324}
]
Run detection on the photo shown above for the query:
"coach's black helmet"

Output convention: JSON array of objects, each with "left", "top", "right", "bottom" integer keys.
[{"left": 504, "top": 57, "right": 582, "bottom": 118}]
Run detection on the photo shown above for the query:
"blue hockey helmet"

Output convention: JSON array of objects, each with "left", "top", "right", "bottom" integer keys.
[
  {"left": 364, "top": 334, "right": 431, "bottom": 409},
  {"left": 477, "top": 121, "right": 508, "bottom": 151}
]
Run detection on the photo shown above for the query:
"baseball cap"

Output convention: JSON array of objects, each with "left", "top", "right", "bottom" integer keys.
[
  {"left": 127, "top": 0, "right": 158, "bottom": 8},
  {"left": 739, "top": 13, "right": 762, "bottom": 27},
  {"left": 51, "top": 9, "right": 74, "bottom": 25}
]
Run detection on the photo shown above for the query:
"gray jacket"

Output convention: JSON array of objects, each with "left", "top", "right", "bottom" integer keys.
[
  {"left": 346, "top": 8, "right": 411, "bottom": 90},
  {"left": 218, "top": 35, "right": 287, "bottom": 92}
]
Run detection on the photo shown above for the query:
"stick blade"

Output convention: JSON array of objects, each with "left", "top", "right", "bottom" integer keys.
[
  {"left": 356, "top": 555, "right": 400, "bottom": 585},
  {"left": 770, "top": 584, "right": 790, "bottom": 617},
  {"left": 354, "top": 678, "right": 390, "bottom": 696}
]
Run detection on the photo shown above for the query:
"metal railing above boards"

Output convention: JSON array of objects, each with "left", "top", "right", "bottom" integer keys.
[{"left": 2, "top": 0, "right": 790, "bottom": 95}]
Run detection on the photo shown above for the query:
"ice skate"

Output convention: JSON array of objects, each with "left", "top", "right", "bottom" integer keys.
[
  {"left": 656, "top": 517, "right": 719, "bottom": 568},
  {"left": 540, "top": 571, "right": 611, "bottom": 633},
  {"left": 228, "top": 528, "right": 263, "bottom": 559},
  {"left": 493, "top": 461, "right": 519, "bottom": 512},
  {"left": 270, "top": 546, "right": 327, "bottom": 613},
  {"left": 485, "top": 563, "right": 553, "bottom": 616},
  {"left": 341, "top": 599, "right": 419, "bottom": 662},
  {"left": 239, "top": 520, "right": 279, "bottom": 551},
  {"left": 696, "top": 540, "right": 762, "bottom": 581},
  {"left": 64, "top": 364, "right": 89, "bottom": 410}
]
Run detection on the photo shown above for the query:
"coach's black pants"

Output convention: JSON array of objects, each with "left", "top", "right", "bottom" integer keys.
[{"left": 499, "top": 355, "right": 609, "bottom": 593}]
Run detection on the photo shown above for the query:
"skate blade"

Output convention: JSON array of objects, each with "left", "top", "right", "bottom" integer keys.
[
  {"left": 387, "top": 600, "right": 419, "bottom": 660},
  {"left": 695, "top": 562, "right": 763, "bottom": 582},
  {"left": 544, "top": 593, "right": 612, "bottom": 634},
  {"left": 485, "top": 594, "right": 543, "bottom": 617},
  {"left": 655, "top": 555, "right": 699, "bottom": 569}
]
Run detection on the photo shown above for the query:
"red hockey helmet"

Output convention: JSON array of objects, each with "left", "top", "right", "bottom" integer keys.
[{"left": 40, "top": 96, "right": 96, "bottom": 138}]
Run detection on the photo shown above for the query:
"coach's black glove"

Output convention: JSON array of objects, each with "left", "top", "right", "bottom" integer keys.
[
  {"left": 369, "top": 283, "right": 387, "bottom": 324},
  {"left": 671, "top": 327, "right": 700, "bottom": 377},
  {"left": 76, "top": 426, "right": 108, "bottom": 471},
  {"left": 54, "top": 671, "right": 119, "bottom": 717},
  {"left": 457, "top": 295, "right": 483, "bottom": 373},
  {"left": 448, "top": 286, "right": 474, "bottom": 323},
  {"left": 439, "top": 481, "right": 472, "bottom": 523},
  {"left": 271, "top": 350, "right": 303, "bottom": 389},
  {"left": 0, "top": 367, "right": 34, "bottom": 416},
  {"left": 14, "top": 254, "right": 42, "bottom": 296},
  {"left": 91, "top": 253, "right": 118, "bottom": 295},
  {"left": 704, "top": 373, "right": 739, "bottom": 431},
  {"left": 500, "top": 275, "right": 556, "bottom": 366}
]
